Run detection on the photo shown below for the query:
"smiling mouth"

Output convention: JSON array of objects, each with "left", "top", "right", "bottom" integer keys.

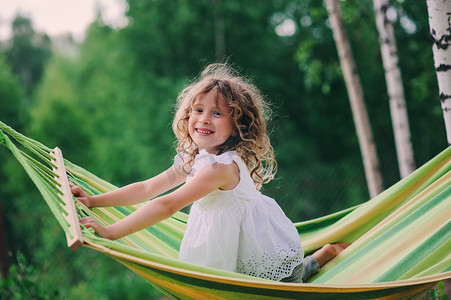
[{"left": 196, "top": 128, "right": 214, "bottom": 135}]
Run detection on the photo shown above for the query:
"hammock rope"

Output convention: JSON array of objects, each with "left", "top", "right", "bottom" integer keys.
[{"left": 1, "top": 121, "right": 450, "bottom": 299}]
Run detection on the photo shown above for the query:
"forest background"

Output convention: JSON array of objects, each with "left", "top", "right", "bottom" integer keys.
[{"left": 0, "top": 0, "right": 448, "bottom": 299}]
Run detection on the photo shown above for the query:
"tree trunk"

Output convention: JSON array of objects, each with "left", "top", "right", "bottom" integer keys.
[
  {"left": 0, "top": 203, "right": 9, "bottom": 280},
  {"left": 426, "top": 0, "right": 451, "bottom": 296},
  {"left": 325, "top": 0, "right": 384, "bottom": 198},
  {"left": 427, "top": 0, "right": 451, "bottom": 145},
  {"left": 213, "top": 0, "right": 226, "bottom": 60},
  {"left": 372, "top": 0, "right": 416, "bottom": 178}
]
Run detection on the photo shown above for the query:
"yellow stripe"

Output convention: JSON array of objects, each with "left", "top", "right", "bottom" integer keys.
[
  {"left": 340, "top": 206, "right": 450, "bottom": 284},
  {"left": 358, "top": 171, "right": 450, "bottom": 237},
  {"left": 377, "top": 282, "right": 436, "bottom": 300},
  {"left": 81, "top": 239, "right": 451, "bottom": 293},
  {"left": 313, "top": 191, "right": 449, "bottom": 284},
  {"left": 126, "top": 264, "right": 227, "bottom": 300}
]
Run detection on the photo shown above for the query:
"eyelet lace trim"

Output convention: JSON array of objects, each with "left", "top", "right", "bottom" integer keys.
[{"left": 236, "top": 241, "right": 303, "bottom": 281}]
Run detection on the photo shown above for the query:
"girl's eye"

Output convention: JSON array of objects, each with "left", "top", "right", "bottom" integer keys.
[
  {"left": 213, "top": 111, "right": 222, "bottom": 116},
  {"left": 195, "top": 108, "right": 203, "bottom": 113}
]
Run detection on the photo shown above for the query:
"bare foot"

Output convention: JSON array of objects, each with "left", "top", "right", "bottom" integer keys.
[{"left": 312, "top": 242, "right": 350, "bottom": 267}]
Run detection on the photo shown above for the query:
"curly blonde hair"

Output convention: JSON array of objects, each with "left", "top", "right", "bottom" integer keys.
[{"left": 172, "top": 63, "right": 276, "bottom": 189}]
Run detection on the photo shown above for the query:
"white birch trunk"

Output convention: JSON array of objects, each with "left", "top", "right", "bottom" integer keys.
[
  {"left": 427, "top": 0, "right": 451, "bottom": 145},
  {"left": 372, "top": 0, "right": 416, "bottom": 178},
  {"left": 325, "top": 0, "right": 384, "bottom": 197}
]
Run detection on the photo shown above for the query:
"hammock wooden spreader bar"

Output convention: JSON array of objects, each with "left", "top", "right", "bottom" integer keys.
[
  {"left": 51, "top": 147, "right": 83, "bottom": 251},
  {"left": 1, "top": 120, "right": 450, "bottom": 300}
]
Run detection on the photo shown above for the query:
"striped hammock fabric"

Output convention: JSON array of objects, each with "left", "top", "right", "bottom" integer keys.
[{"left": 1, "top": 121, "right": 450, "bottom": 299}]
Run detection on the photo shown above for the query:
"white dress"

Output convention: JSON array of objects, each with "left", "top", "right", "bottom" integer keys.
[{"left": 176, "top": 150, "right": 304, "bottom": 281}]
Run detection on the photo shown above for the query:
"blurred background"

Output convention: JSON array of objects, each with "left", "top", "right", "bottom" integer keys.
[{"left": 0, "top": 0, "right": 447, "bottom": 298}]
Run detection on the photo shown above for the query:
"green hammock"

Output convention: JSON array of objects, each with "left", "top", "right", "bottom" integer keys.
[{"left": 1, "top": 120, "right": 450, "bottom": 299}]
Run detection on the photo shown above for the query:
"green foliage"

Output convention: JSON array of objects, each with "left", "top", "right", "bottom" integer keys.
[
  {"left": 427, "top": 281, "right": 449, "bottom": 300},
  {"left": 0, "top": 51, "right": 28, "bottom": 298},
  {"left": 0, "top": 53, "right": 26, "bottom": 129},
  {"left": 5, "top": 15, "right": 52, "bottom": 96},
  {"left": 29, "top": 56, "right": 91, "bottom": 162},
  {"left": 0, "top": 252, "right": 58, "bottom": 299},
  {"left": 291, "top": 0, "right": 445, "bottom": 190}
]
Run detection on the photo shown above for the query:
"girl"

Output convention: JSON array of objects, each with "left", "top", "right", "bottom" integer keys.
[{"left": 71, "top": 63, "right": 348, "bottom": 283}]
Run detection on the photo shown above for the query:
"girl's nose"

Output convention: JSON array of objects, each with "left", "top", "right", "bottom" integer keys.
[{"left": 199, "top": 114, "right": 211, "bottom": 124}]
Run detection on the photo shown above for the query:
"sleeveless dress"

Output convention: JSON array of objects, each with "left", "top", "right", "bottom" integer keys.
[{"left": 176, "top": 149, "right": 304, "bottom": 281}]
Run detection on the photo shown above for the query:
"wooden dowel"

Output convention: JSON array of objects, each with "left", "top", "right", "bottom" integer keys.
[{"left": 52, "top": 147, "right": 83, "bottom": 251}]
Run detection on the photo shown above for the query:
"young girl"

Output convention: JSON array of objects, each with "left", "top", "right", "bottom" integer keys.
[{"left": 71, "top": 63, "right": 348, "bottom": 283}]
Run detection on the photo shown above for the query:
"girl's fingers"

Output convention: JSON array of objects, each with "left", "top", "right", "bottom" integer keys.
[
  {"left": 71, "top": 186, "right": 91, "bottom": 207},
  {"left": 70, "top": 185, "right": 83, "bottom": 196},
  {"left": 79, "top": 217, "right": 96, "bottom": 227},
  {"left": 71, "top": 185, "right": 88, "bottom": 197},
  {"left": 79, "top": 217, "right": 110, "bottom": 239}
]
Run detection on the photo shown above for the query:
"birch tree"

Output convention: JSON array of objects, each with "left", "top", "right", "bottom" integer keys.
[
  {"left": 372, "top": 0, "right": 416, "bottom": 178},
  {"left": 426, "top": 0, "right": 451, "bottom": 144},
  {"left": 325, "top": 0, "right": 384, "bottom": 197}
]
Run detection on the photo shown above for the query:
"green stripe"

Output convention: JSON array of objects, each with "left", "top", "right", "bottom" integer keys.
[
  {"left": 309, "top": 177, "right": 450, "bottom": 284},
  {"left": 376, "top": 222, "right": 451, "bottom": 282},
  {"left": 118, "top": 258, "right": 435, "bottom": 300}
]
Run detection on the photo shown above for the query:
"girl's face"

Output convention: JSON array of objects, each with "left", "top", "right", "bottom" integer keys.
[{"left": 188, "top": 90, "right": 235, "bottom": 153}]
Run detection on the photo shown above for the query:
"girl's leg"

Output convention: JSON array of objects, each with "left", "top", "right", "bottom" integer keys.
[
  {"left": 282, "top": 243, "right": 350, "bottom": 283},
  {"left": 312, "top": 243, "right": 350, "bottom": 267},
  {"left": 302, "top": 243, "right": 350, "bottom": 282},
  {"left": 301, "top": 256, "right": 320, "bottom": 282}
]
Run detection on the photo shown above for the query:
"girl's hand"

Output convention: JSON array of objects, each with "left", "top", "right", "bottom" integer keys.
[
  {"left": 79, "top": 217, "right": 113, "bottom": 239},
  {"left": 70, "top": 185, "right": 92, "bottom": 207}
]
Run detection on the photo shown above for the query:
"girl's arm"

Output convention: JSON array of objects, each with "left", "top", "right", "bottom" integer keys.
[
  {"left": 72, "top": 165, "right": 186, "bottom": 208},
  {"left": 81, "top": 162, "right": 239, "bottom": 240}
]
